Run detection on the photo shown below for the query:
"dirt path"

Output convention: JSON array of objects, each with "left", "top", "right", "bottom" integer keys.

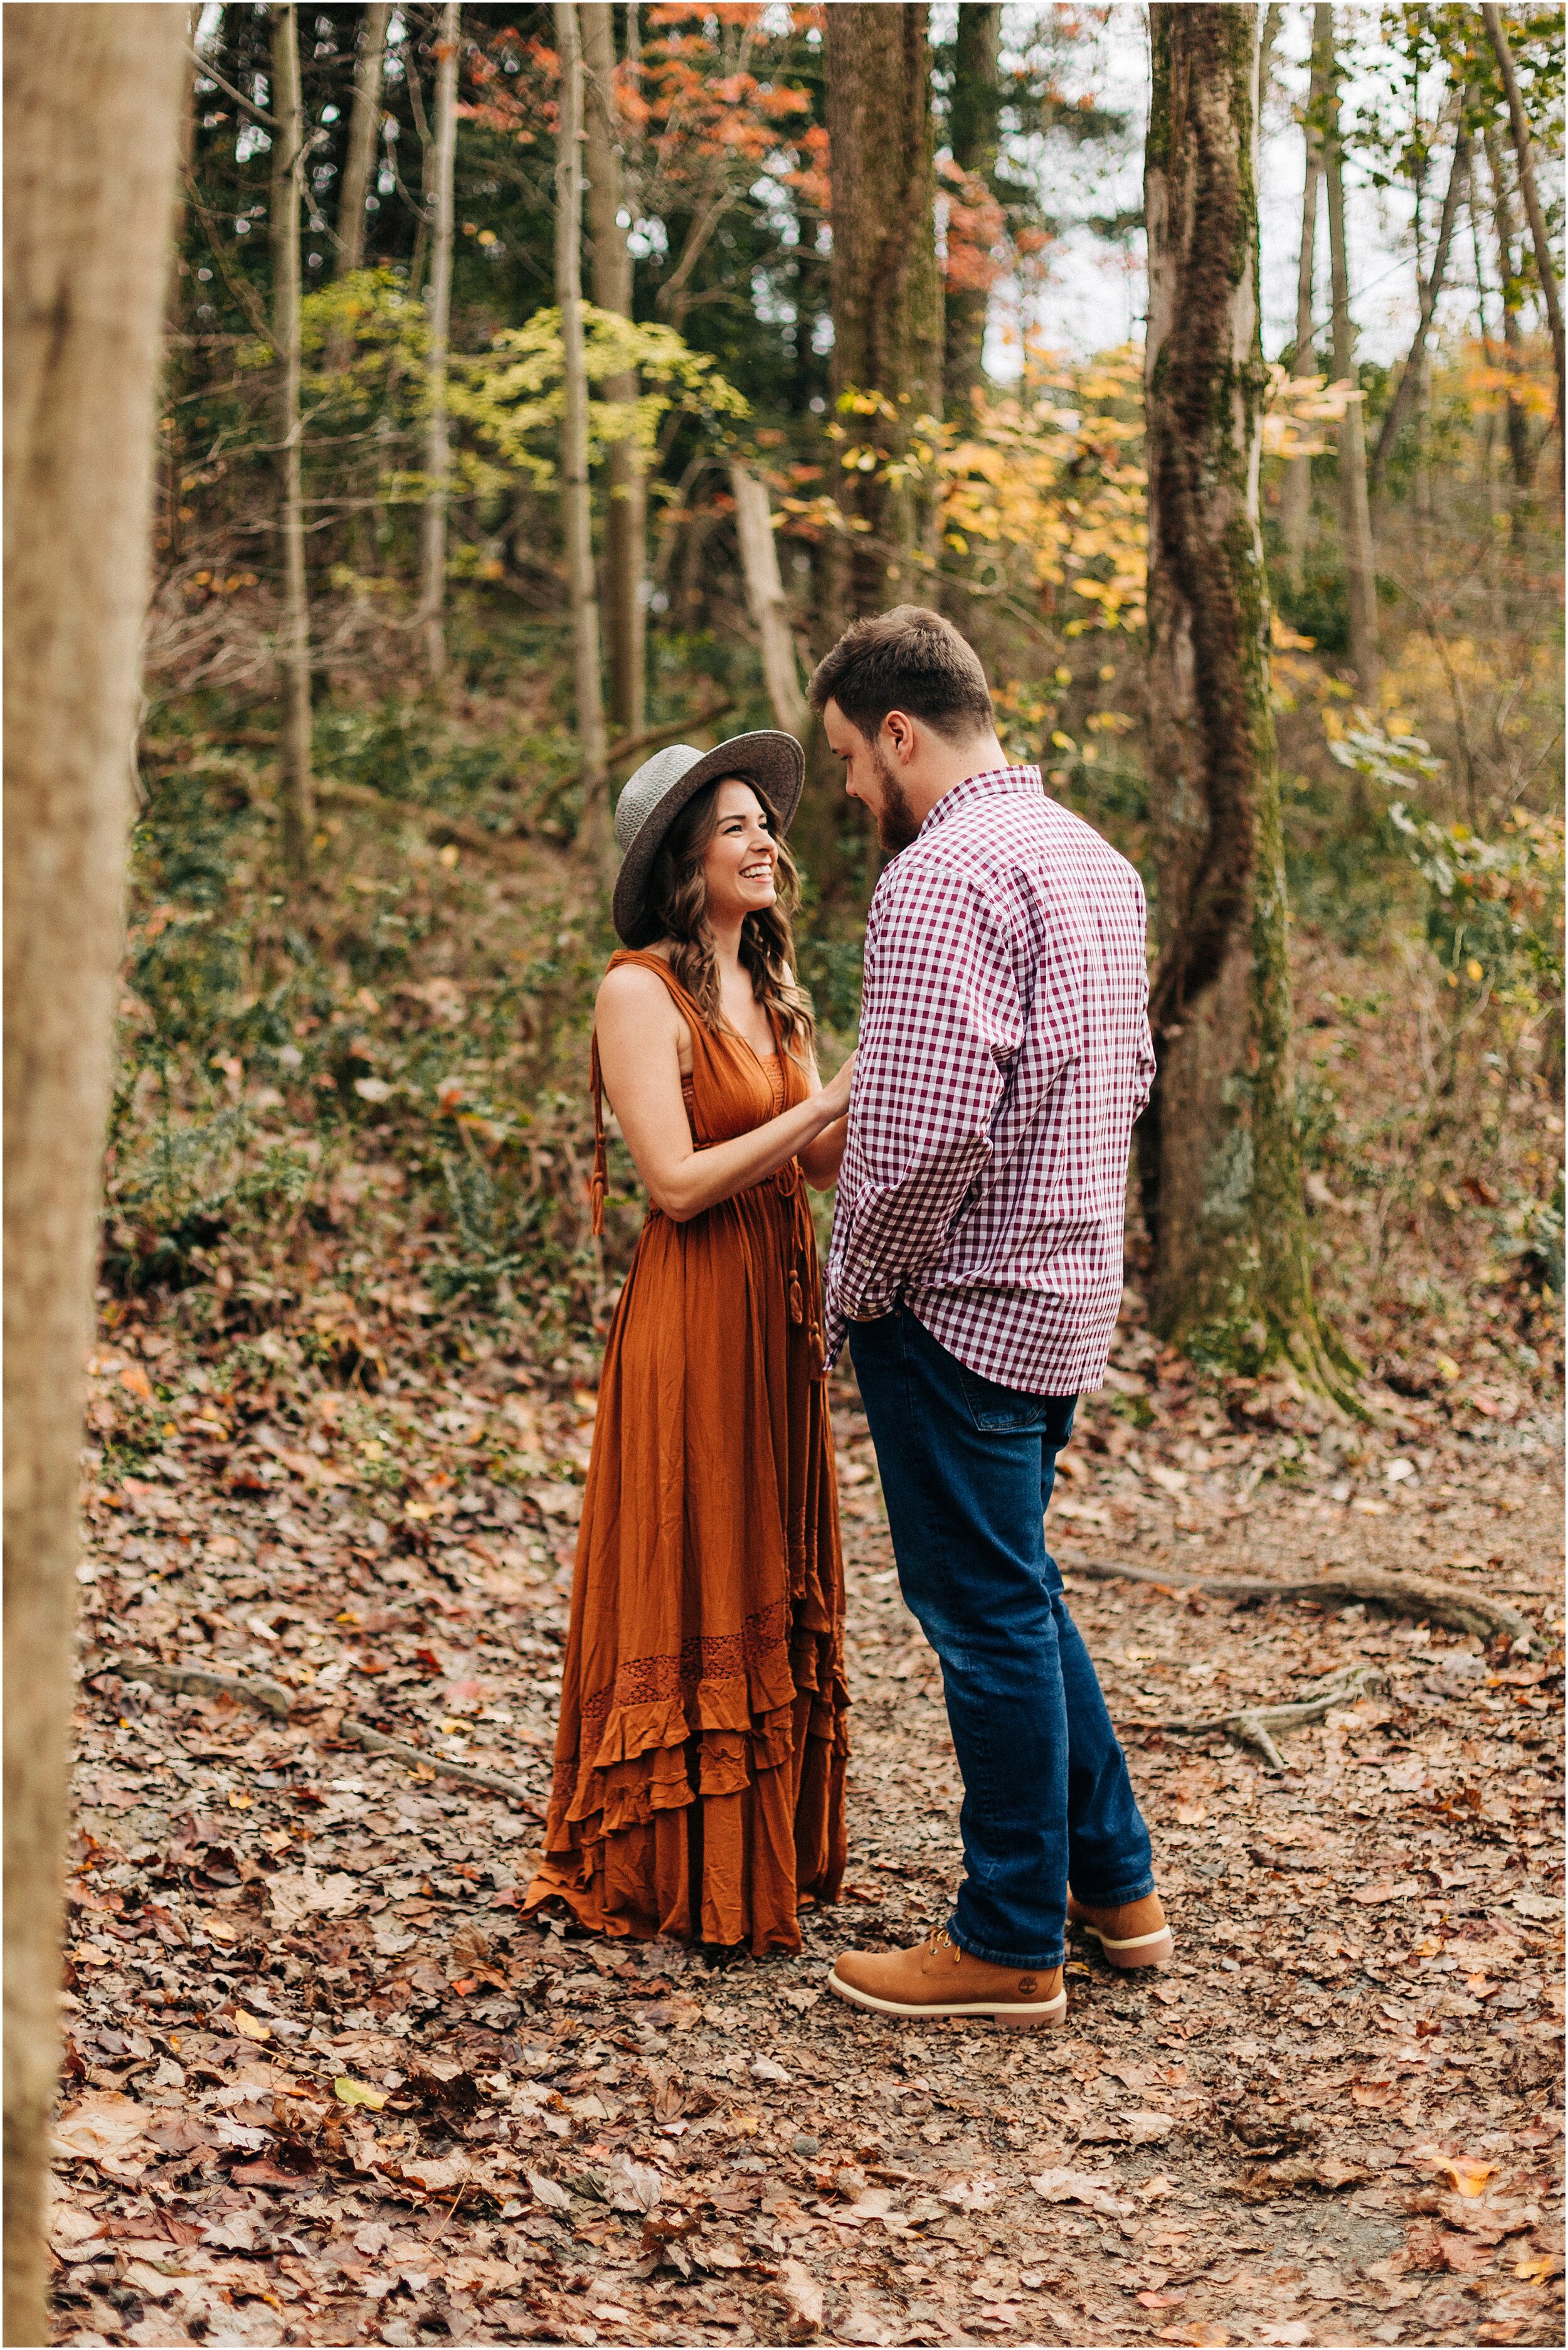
[{"left": 53, "top": 1332, "right": 1563, "bottom": 2349}]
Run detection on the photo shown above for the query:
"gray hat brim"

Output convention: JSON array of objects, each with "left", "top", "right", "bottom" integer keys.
[{"left": 611, "top": 730, "right": 805, "bottom": 948}]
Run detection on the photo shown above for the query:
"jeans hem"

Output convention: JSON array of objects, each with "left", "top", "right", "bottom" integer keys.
[
  {"left": 948, "top": 1916, "right": 1064, "bottom": 1972},
  {"left": 1070, "top": 1872, "right": 1157, "bottom": 1908}
]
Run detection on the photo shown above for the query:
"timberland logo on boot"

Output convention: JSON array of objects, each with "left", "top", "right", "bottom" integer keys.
[{"left": 1017, "top": 1975, "right": 1037, "bottom": 1994}]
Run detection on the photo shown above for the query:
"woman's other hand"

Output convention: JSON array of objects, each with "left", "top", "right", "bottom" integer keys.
[{"left": 819, "top": 1048, "right": 856, "bottom": 1121}]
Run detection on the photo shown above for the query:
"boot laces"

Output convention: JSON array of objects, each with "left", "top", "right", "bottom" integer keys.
[{"left": 926, "top": 1925, "right": 960, "bottom": 1965}]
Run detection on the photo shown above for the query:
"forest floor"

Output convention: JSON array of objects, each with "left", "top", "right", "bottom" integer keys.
[{"left": 51, "top": 1290, "right": 1565, "bottom": 2350}]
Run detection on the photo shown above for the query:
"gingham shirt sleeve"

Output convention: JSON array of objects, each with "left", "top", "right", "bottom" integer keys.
[{"left": 824, "top": 863, "right": 1023, "bottom": 1362}]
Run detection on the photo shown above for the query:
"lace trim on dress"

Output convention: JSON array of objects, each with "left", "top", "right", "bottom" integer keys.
[{"left": 580, "top": 1597, "right": 793, "bottom": 1732}]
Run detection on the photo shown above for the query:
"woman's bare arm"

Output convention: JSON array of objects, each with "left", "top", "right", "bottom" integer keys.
[{"left": 596, "top": 964, "right": 854, "bottom": 1223}]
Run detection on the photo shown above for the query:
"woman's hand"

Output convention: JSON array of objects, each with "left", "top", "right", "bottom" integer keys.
[
  {"left": 798, "top": 1048, "right": 854, "bottom": 1190},
  {"left": 818, "top": 1048, "right": 856, "bottom": 1121}
]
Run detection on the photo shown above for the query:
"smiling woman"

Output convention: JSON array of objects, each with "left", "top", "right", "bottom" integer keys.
[{"left": 522, "top": 732, "right": 854, "bottom": 1956}]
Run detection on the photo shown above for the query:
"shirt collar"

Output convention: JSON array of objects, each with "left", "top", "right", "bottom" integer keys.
[{"left": 916, "top": 763, "right": 1043, "bottom": 843}]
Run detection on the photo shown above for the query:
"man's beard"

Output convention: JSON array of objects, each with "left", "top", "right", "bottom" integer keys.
[{"left": 871, "top": 738, "right": 921, "bottom": 853}]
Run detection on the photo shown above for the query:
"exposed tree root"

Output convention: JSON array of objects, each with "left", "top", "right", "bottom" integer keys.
[
  {"left": 1064, "top": 1556, "right": 1538, "bottom": 1649},
  {"left": 1135, "top": 1660, "right": 1385, "bottom": 1771},
  {"left": 125, "top": 1660, "right": 547, "bottom": 1814}
]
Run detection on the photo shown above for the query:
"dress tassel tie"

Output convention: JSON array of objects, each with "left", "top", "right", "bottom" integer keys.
[{"left": 588, "top": 1033, "right": 610, "bottom": 1239}]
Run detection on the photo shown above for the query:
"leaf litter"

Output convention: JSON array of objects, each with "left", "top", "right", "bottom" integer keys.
[{"left": 51, "top": 1294, "right": 1562, "bottom": 2346}]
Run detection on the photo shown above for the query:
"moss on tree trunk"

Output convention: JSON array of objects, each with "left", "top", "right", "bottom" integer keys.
[{"left": 1140, "top": 3, "right": 1358, "bottom": 1408}]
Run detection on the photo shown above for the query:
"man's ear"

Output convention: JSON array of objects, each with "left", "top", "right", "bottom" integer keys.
[{"left": 882, "top": 710, "right": 918, "bottom": 765}]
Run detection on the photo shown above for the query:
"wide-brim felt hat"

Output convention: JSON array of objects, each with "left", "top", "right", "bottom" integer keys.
[{"left": 610, "top": 730, "right": 805, "bottom": 947}]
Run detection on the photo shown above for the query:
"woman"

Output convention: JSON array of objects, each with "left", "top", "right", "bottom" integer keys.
[{"left": 524, "top": 731, "right": 854, "bottom": 1956}]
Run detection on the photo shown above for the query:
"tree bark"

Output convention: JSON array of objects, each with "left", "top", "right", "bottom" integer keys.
[
  {"left": 1483, "top": 117, "right": 1539, "bottom": 494},
  {"left": 1141, "top": 3, "right": 1352, "bottom": 1405},
  {"left": 336, "top": 0, "right": 391, "bottom": 276},
  {"left": 3, "top": 12, "right": 185, "bottom": 2342},
  {"left": 554, "top": 0, "right": 611, "bottom": 875},
  {"left": 824, "top": 2, "right": 945, "bottom": 620},
  {"left": 944, "top": 1, "right": 1002, "bottom": 416},
  {"left": 1481, "top": 3, "right": 1565, "bottom": 473},
  {"left": 730, "top": 465, "right": 808, "bottom": 736},
  {"left": 270, "top": 2, "right": 314, "bottom": 875},
  {"left": 582, "top": 1, "right": 645, "bottom": 736},
  {"left": 1278, "top": 10, "right": 1329, "bottom": 588},
  {"left": 1369, "top": 102, "right": 1471, "bottom": 501},
  {"left": 418, "top": 1, "right": 458, "bottom": 679},
  {"left": 1323, "top": 18, "right": 1379, "bottom": 693}
]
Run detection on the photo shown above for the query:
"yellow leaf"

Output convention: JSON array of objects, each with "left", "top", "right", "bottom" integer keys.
[
  {"left": 1515, "top": 2253, "right": 1554, "bottom": 2282},
  {"left": 1436, "top": 2157, "right": 1499, "bottom": 2198},
  {"left": 334, "top": 2075, "right": 388, "bottom": 2111},
  {"left": 233, "top": 2011, "right": 272, "bottom": 2043},
  {"left": 119, "top": 1364, "right": 154, "bottom": 1402}
]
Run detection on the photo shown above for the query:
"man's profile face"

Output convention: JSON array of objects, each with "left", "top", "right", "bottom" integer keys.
[{"left": 822, "top": 700, "right": 922, "bottom": 853}]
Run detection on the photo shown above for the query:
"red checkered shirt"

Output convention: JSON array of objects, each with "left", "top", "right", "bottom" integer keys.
[{"left": 824, "top": 765, "right": 1155, "bottom": 1395}]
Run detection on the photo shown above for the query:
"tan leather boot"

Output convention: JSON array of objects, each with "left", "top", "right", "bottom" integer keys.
[
  {"left": 829, "top": 1926, "right": 1066, "bottom": 2028},
  {"left": 1066, "top": 1890, "right": 1173, "bottom": 1969}
]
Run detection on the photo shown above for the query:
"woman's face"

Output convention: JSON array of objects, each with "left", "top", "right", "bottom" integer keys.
[{"left": 701, "top": 780, "right": 778, "bottom": 925}]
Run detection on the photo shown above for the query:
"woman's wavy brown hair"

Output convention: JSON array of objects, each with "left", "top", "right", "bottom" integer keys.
[{"left": 646, "top": 777, "right": 815, "bottom": 1058}]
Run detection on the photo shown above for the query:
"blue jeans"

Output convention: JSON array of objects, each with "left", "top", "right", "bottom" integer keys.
[{"left": 849, "top": 1307, "right": 1154, "bottom": 1969}]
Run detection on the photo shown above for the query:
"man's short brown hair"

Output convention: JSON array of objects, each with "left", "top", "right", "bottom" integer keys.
[{"left": 808, "top": 605, "right": 994, "bottom": 745}]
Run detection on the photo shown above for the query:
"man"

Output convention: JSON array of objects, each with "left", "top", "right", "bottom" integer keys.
[{"left": 811, "top": 606, "right": 1170, "bottom": 2029}]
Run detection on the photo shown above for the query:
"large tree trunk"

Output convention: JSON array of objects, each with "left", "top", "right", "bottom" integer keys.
[
  {"left": 944, "top": 1, "right": 1002, "bottom": 416},
  {"left": 1369, "top": 100, "right": 1471, "bottom": 503},
  {"left": 1278, "top": 12, "right": 1328, "bottom": 588},
  {"left": 554, "top": 0, "right": 611, "bottom": 875},
  {"left": 582, "top": 2, "right": 645, "bottom": 736},
  {"left": 270, "top": 2, "right": 314, "bottom": 876},
  {"left": 1481, "top": 3, "right": 1565, "bottom": 480},
  {"left": 824, "top": 2, "right": 944, "bottom": 619},
  {"left": 1141, "top": 3, "right": 1352, "bottom": 1405},
  {"left": 3, "top": 12, "right": 185, "bottom": 2341},
  {"left": 418, "top": 1, "right": 458, "bottom": 679},
  {"left": 1322, "top": 15, "right": 1378, "bottom": 694},
  {"left": 337, "top": 1, "right": 391, "bottom": 277},
  {"left": 730, "top": 465, "right": 808, "bottom": 735}
]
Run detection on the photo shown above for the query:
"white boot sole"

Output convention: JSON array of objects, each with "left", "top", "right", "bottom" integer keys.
[{"left": 827, "top": 1968, "right": 1067, "bottom": 2029}]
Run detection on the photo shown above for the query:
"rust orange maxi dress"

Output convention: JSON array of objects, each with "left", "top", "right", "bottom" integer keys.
[{"left": 524, "top": 951, "right": 849, "bottom": 1955}]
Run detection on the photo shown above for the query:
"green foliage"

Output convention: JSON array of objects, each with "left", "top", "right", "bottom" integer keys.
[
  {"left": 1389, "top": 800, "right": 1564, "bottom": 1002},
  {"left": 448, "top": 306, "right": 749, "bottom": 488}
]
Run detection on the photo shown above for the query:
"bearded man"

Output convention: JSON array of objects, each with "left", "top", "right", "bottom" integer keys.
[{"left": 811, "top": 605, "right": 1172, "bottom": 2028}]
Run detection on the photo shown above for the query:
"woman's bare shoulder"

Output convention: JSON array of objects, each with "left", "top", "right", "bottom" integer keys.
[{"left": 598, "top": 959, "right": 673, "bottom": 1013}]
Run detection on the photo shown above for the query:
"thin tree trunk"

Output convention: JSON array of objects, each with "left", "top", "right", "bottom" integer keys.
[
  {"left": 1481, "top": 3, "right": 1565, "bottom": 474},
  {"left": 944, "top": 1, "right": 1002, "bottom": 416},
  {"left": 1483, "top": 119, "right": 1537, "bottom": 494},
  {"left": 4, "top": 13, "right": 185, "bottom": 2342},
  {"left": 1279, "top": 11, "right": 1329, "bottom": 587},
  {"left": 554, "top": 0, "right": 610, "bottom": 875},
  {"left": 1142, "top": 2, "right": 1353, "bottom": 1406},
  {"left": 1369, "top": 102, "right": 1470, "bottom": 501},
  {"left": 407, "top": 41, "right": 433, "bottom": 297},
  {"left": 730, "top": 465, "right": 808, "bottom": 735},
  {"left": 824, "top": 2, "right": 945, "bottom": 621},
  {"left": 270, "top": 2, "right": 313, "bottom": 875},
  {"left": 418, "top": 1, "right": 458, "bottom": 679},
  {"left": 582, "top": 1, "right": 645, "bottom": 735},
  {"left": 1471, "top": 166, "right": 1502, "bottom": 572},
  {"left": 1323, "top": 18, "right": 1379, "bottom": 694},
  {"left": 337, "top": 1, "right": 391, "bottom": 277}
]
